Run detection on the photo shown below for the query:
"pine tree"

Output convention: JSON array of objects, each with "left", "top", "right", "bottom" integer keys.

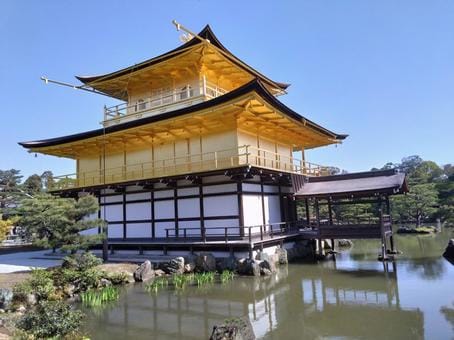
[{"left": 18, "top": 194, "right": 105, "bottom": 252}]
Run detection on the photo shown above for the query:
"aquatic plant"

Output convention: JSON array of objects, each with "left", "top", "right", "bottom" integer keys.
[
  {"left": 194, "top": 272, "right": 215, "bottom": 287},
  {"left": 80, "top": 286, "right": 119, "bottom": 308},
  {"left": 145, "top": 277, "right": 169, "bottom": 294},
  {"left": 220, "top": 270, "right": 234, "bottom": 284},
  {"left": 172, "top": 274, "right": 187, "bottom": 290}
]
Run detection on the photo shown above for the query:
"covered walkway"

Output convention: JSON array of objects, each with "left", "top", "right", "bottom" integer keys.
[{"left": 293, "top": 169, "right": 408, "bottom": 259}]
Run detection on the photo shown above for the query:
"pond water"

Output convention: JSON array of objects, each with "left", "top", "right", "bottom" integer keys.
[{"left": 84, "top": 229, "right": 454, "bottom": 339}]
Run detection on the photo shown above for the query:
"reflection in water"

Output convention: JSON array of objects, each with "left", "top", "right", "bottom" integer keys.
[
  {"left": 84, "top": 230, "right": 454, "bottom": 340},
  {"left": 441, "top": 304, "right": 454, "bottom": 332}
]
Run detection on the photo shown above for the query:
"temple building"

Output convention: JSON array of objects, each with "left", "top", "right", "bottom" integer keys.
[{"left": 19, "top": 24, "right": 405, "bottom": 258}]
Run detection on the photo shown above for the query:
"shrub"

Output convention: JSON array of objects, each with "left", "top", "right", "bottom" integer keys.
[
  {"left": 62, "top": 252, "right": 102, "bottom": 271},
  {"left": 15, "top": 300, "right": 84, "bottom": 339},
  {"left": 13, "top": 269, "right": 55, "bottom": 304}
]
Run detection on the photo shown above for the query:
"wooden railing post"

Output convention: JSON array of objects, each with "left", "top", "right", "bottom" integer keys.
[
  {"left": 248, "top": 227, "right": 252, "bottom": 244},
  {"left": 225, "top": 227, "right": 228, "bottom": 243}
]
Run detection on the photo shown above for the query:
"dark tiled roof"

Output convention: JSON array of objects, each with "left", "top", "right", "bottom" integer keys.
[
  {"left": 76, "top": 25, "right": 290, "bottom": 92},
  {"left": 19, "top": 79, "right": 347, "bottom": 149},
  {"left": 295, "top": 169, "right": 408, "bottom": 198}
]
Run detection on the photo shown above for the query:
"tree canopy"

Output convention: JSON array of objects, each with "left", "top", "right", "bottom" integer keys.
[{"left": 18, "top": 194, "right": 105, "bottom": 252}]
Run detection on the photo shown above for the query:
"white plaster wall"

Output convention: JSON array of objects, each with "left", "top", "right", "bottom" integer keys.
[
  {"left": 242, "top": 183, "right": 261, "bottom": 192},
  {"left": 177, "top": 187, "right": 199, "bottom": 196},
  {"left": 263, "top": 185, "right": 279, "bottom": 193},
  {"left": 126, "top": 223, "right": 151, "bottom": 238},
  {"left": 154, "top": 190, "right": 174, "bottom": 199},
  {"left": 126, "top": 202, "right": 152, "bottom": 220},
  {"left": 108, "top": 224, "right": 123, "bottom": 238},
  {"left": 177, "top": 198, "right": 200, "bottom": 218},
  {"left": 125, "top": 192, "right": 151, "bottom": 201},
  {"left": 154, "top": 200, "right": 175, "bottom": 219},
  {"left": 102, "top": 195, "right": 123, "bottom": 203},
  {"left": 243, "top": 195, "right": 263, "bottom": 227},
  {"left": 155, "top": 221, "right": 175, "bottom": 237},
  {"left": 179, "top": 220, "right": 201, "bottom": 236},
  {"left": 101, "top": 204, "right": 123, "bottom": 221},
  {"left": 204, "top": 195, "right": 238, "bottom": 217},
  {"left": 203, "top": 183, "right": 236, "bottom": 194},
  {"left": 205, "top": 219, "right": 239, "bottom": 236},
  {"left": 80, "top": 227, "right": 98, "bottom": 236},
  {"left": 263, "top": 195, "right": 281, "bottom": 224}
]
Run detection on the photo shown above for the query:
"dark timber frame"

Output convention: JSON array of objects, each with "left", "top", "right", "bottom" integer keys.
[{"left": 294, "top": 169, "right": 408, "bottom": 260}]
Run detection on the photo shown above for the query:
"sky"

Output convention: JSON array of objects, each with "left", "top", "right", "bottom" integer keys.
[{"left": 1, "top": 0, "right": 453, "bottom": 180}]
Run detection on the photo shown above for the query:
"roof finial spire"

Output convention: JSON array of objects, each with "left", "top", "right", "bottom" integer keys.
[{"left": 171, "top": 20, "right": 210, "bottom": 44}]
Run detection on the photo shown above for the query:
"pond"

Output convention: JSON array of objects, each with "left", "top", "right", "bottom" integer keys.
[{"left": 83, "top": 229, "right": 454, "bottom": 339}]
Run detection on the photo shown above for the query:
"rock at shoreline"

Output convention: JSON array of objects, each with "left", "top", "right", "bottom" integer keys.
[
  {"left": 184, "top": 255, "right": 196, "bottom": 273},
  {"left": 237, "top": 259, "right": 260, "bottom": 277},
  {"left": 275, "top": 247, "right": 288, "bottom": 265},
  {"left": 0, "top": 289, "right": 12, "bottom": 310},
  {"left": 133, "top": 260, "right": 154, "bottom": 282},
  {"left": 195, "top": 253, "right": 216, "bottom": 272},
  {"left": 216, "top": 256, "right": 237, "bottom": 272},
  {"left": 160, "top": 257, "right": 185, "bottom": 275},
  {"left": 443, "top": 239, "right": 454, "bottom": 264},
  {"left": 210, "top": 317, "right": 255, "bottom": 340},
  {"left": 337, "top": 239, "right": 353, "bottom": 248}
]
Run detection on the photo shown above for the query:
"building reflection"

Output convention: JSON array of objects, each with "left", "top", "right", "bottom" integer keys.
[{"left": 86, "top": 263, "right": 424, "bottom": 340}]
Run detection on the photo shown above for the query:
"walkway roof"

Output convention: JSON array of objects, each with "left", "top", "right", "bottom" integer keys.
[{"left": 295, "top": 169, "right": 408, "bottom": 199}]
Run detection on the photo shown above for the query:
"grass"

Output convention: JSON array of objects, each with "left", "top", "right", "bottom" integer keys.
[
  {"left": 144, "top": 271, "right": 235, "bottom": 294},
  {"left": 194, "top": 272, "right": 215, "bottom": 287},
  {"left": 145, "top": 277, "right": 169, "bottom": 294},
  {"left": 220, "top": 270, "right": 234, "bottom": 284},
  {"left": 80, "top": 286, "right": 120, "bottom": 308}
]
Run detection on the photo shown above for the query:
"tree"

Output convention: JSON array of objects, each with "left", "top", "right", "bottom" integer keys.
[
  {"left": 0, "top": 169, "right": 24, "bottom": 214},
  {"left": 391, "top": 183, "right": 438, "bottom": 226},
  {"left": 18, "top": 194, "right": 105, "bottom": 252},
  {"left": 23, "top": 174, "right": 43, "bottom": 194},
  {"left": 40, "top": 171, "right": 54, "bottom": 191}
]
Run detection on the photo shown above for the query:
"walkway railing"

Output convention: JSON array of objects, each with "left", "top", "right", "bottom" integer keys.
[
  {"left": 164, "top": 221, "right": 304, "bottom": 244},
  {"left": 103, "top": 78, "right": 227, "bottom": 126},
  {"left": 51, "top": 145, "right": 330, "bottom": 190}
]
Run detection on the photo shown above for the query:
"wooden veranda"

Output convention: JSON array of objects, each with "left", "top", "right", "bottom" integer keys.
[{"left": 293, "top": 169, "right": 408, "bottom": 260}]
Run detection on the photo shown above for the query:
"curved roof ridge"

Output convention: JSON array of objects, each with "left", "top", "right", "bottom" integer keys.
[
  {"left": 19, "top": 79, "right": 345, "bottom": 149},
  {"left": 76, "top": 25, "right": 290, "bottom": 91}
]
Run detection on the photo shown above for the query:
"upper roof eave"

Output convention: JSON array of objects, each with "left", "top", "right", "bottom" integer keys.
[
  {"left": 75, "top": 25, "right": 290, "bottom": 92},
  {"left": 18, "top": 79, "right": 345, "bottom": 150}
]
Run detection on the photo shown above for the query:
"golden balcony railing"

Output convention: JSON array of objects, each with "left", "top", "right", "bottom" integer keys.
[
  {"left": 50, "top": 145, "right": 332, "bottom": 191},
  {"left": 102, "top": 78, "right": 227, "bottom": 127}
]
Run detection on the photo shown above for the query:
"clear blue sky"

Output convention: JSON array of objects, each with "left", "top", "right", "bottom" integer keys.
[{"left": 1, "top": 0, "right": 453, "bottom": 179}]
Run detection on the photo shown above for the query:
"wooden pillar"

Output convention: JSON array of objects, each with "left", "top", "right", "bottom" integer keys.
[
  {"left": 328, "top": 198, "right": 334, "bottom": 251},
  {"left": 237, "top": 181, "right": 244, "bottom": 237},
  {"left": 305, "top": 199, "right": 310, "bottom": 227},
  {"left": 199, "top": 181, "right": 206, "bottom": 242},
  {"left": 386, "top": 195, "right": 395, "bottom": 252},
  {"left": 315, "top": 198, "right": 323, "bottom": 257}
]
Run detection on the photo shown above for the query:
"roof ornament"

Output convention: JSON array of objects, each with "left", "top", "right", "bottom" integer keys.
[{"left": 172, "top": 20, "right": 210, "bottom": 44}]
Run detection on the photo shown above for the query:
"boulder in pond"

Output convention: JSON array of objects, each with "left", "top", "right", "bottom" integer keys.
[
  {"left": 275, "top": 247, "right": 288, "bottom": 265},
  {"left": 133, "top": 260, "right": 155, "bottom": 282},
  {"left": 160, "top": 257, "right": 185, "bottom": 275},
  {"left": 237, "top": 258, "right": 260, "bottom": 277},
  {"left": 216, "top": 256, "right": 237, "bottom": 272},
  {"left": 443, "top": 239, "right": 454, "bottom": 264},
  {"left": 337, "top": 239, "right": 353, "bottom": 248},
  {"left": 195, "top": 252, "right": 216, "bottom": 272},
  {"left": 210, "top": 317, "right": 255, "bottom": 340},
  {"left": 184, "top": 254, "right": 196, "bottom": 273},
  {"left": 0, "top": 289, "right": 13, "bottom": 310}
]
